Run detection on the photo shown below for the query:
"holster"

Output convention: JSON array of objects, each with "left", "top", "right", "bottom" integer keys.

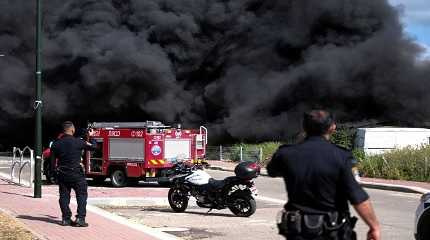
[
  {"left": 302, "top": 214, "right": 325, "bottom": 237},
  {"left": 278, "top": 210, "right": 302, "bottom": 235},
  {"left": 277, "top": 210, "right": 358, "bottom": 240},
  {"left": 331, "top": 215, "right": 357, "bottom": 240}
]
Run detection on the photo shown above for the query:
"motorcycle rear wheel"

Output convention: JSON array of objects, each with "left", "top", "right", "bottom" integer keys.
[
  {"left": 228, "top": 196, "right": 256, "bottom": 217},
  {"left": 168, "top": 187, "right": 189, "bottom": 212}
]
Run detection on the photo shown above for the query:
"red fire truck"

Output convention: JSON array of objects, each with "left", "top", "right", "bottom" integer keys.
[
  {"left": 85, "top": 121, "right": 208, "bottom": 187},
  {"left": 44, "top": 121, "right": 207, "bottom": 187}
]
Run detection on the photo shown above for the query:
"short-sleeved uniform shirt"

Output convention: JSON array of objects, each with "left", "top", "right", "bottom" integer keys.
[
  {"left": 51, "top": 134, "right": 94, "bottom": 171},
  {"left": 267, "top": 136, "right": 369, "bottom": 214}
]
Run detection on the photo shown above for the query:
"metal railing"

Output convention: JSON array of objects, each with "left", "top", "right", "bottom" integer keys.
[
  {"left": 7, "top": 146, "right": 34, "bottom": 188},
  {"left": 206, "top": 146, "right": 262, "bottom": 163}
]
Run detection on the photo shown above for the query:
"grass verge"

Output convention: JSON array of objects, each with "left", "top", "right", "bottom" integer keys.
[{"left": 0, "top": 211, "right": 39, "bottom": 240}]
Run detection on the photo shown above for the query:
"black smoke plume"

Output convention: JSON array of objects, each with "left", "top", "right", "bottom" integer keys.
[{"left": 0, "top": 0, "right": 429, "bottom": 148}]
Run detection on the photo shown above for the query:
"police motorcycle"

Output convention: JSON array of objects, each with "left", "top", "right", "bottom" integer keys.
[
  {"left": 167, "top": 160, "right": 260, "bottom": 217},
  {"left": 415, "top": 192, "right": 430, "bottom": 240}
]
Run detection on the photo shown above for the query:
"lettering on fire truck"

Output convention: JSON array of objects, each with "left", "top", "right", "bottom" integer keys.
[{"left": 108, "top": 130, "right": 121, "bottom": 137}]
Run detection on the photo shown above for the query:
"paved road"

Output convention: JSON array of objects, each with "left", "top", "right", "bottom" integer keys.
[{"left": 104, "top": 169, "right": 420, "bottom": 240}]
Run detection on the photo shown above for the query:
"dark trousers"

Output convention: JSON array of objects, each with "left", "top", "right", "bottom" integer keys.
[{"left": 57, "top": 171, "right": 88, "bottom": 219}]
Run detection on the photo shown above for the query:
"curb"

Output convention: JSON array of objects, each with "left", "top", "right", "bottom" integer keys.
[
  {"left": 88, "top": 197, "right": 170, "bottom": 207},
  {"left": 206, "top": 165, "right": 429, "bottom": 195},
  {"left": 85, "top": 197, "right": 200, "bottom": 240},
  {"left": 359, "top": 182, "right": 428, "bottom": 194},
  {"left": 88, "top": 197, "right": 197, "bottom": 208},
  {"left": 86, "top": 204, "right": 180, "bottom": 240}
]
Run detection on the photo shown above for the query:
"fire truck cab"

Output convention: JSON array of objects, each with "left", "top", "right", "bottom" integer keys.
[{"left": 85, "top": 121, "right": 207, "bottom": 187}]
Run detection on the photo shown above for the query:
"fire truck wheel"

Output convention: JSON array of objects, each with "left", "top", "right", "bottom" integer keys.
[{"left": 111, "top": 169, "right": 128, "bottom": 187}]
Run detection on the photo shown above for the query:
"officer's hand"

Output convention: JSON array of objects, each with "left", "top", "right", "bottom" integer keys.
[
  {"left": 367, "top": 227, "right": 381, "bottom": 240},
  {"left": 50, "top": 176, "right": 57, "bottom": 184},
  {"left": 88, "top": 128, "right": 95, "bottom": 136}
]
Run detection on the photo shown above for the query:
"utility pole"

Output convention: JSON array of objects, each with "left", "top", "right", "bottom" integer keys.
[{"left": 34, "top": 0, "right": 43, "bottom": 198}]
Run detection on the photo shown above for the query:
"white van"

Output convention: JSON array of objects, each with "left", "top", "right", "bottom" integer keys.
[{"left": 354, "top": 128, "right": 430, "bottom": 155}]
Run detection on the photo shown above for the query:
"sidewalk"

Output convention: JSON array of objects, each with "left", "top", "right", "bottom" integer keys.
[
  {"left": 0, "top": 178, "right": 177, "bottom": 240},
  {"left": 206, "top": 160, "right": 430, "bottom": 194}
]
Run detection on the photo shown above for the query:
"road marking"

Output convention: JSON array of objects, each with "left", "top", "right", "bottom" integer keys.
[
  {"left": 255, "top": 196, "right": 285, "bottom": 205},
  {"left": 247, "top": 219, "right": 267, "bottom": 223},
  {"left": 86, "top": 205, "right": 180, "bottom": 240},
  {"left": 156, "top": 227, "right": 190, "bottom": 232}
]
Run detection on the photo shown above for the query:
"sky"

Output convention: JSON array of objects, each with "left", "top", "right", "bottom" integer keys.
[{"left": 389, "top": 0, "right": 430, "bottom": 58}]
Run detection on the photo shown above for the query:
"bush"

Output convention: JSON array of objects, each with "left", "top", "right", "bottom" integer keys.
[
  {"left": 255, "top": 142, "right": 283, "bottom": 163},
  {"left": 232, "top": 142, "right": 283, "bottom": 164},
  {"left": 227, "top": 135, "right": 430, "bottom": 182},
  {"left": 352, "top": 148, "right": 365, "bottom": 163},
  {"left": 358, "top": 145, "right": 430, "bottom": 182},
  {"left": 331, "top": 128, "right": 355, "bottom": 149}
]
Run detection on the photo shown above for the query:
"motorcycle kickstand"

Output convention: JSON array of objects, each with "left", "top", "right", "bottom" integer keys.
[{"left": 207, "top": 209, "right": 213, "bottom": 214}]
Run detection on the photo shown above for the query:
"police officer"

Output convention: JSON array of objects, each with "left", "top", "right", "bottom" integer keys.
[
  {"left": 50, "top": 121, "right": 96, "bottom": 227},
  {"left": 267, "top": 110, "right": 380, "bottom": 240}
]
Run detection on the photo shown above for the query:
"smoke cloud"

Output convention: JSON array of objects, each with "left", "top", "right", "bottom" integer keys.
[{"left": 1, "top": 0, "right": 430, "bottom": 146}]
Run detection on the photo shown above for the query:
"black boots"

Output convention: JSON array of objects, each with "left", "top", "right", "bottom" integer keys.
[
  {"left": 73, "top": 217, "right": 89, "bottom": 227},
  {"left": 60, "top": 217, "right": 88, "bottom": 227},
  {"left": 60, "top": 218, "right": 73, "bottom": 226}
]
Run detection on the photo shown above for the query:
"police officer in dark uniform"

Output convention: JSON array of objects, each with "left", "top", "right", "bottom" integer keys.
[
  {"left": 267, "top": 110, "right": 380, "bottom": 240},
  {"left": 50, "top": 121, "right": 96, "bottom": 227}
]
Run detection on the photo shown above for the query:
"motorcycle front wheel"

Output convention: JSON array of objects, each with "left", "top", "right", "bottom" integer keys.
[
  {"left": 228, "top": 196, "right": 256, "bottom": 217},
  {"left": 168, "top": 187, "right": 189, "bottom": 212}
]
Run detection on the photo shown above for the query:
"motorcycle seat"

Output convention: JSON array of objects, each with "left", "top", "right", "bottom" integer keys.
[{"left": 208, "top": 178, "right": 225, "bottom": 190}]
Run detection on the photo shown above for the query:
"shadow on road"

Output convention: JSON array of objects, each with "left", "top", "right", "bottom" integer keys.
[
  {"left": 16, "top": 214, "right": 61, "bottom": 225},
  {"left": 141, "top": 207, "right": 238, "bottom": 218}
]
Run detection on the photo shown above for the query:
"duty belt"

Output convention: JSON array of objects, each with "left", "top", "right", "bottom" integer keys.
[
  {"left": 57, "top": 166, "right": 81, "bottom": 172},
  {"left": 277, "top": 210, "right": 357, "bottom": 237}
]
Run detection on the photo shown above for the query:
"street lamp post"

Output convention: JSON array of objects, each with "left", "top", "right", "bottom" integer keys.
[{"left": 34, "top": 0, "right": 43, "bottom": 198}]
